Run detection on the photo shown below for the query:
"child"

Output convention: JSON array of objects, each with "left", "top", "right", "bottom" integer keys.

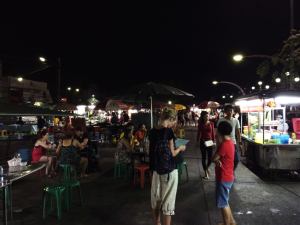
[{"left": 212, "top": 121, "right": 236, "bottom": 225}]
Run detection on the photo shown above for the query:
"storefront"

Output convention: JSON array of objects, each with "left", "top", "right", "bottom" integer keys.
[{"left": 236, "top": 90, "right": 300, "bottom": 177}]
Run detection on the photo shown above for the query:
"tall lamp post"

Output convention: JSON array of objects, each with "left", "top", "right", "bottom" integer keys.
[
  {"left": 40, "top": 57, "right": 61, "bottom": 104},
  {"left": 213, "top": 81, "right": 245, "bottom": 95}
]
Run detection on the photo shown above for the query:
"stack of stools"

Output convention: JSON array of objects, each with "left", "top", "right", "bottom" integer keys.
[
  {"left": 58, "top": 164, "right": 83, "bottom": 211},
  {"left": 178, "top": 129, "right": 185, "bottom": 138},
  {"left": 134, "top": 164, "right": 152, "bottom": 188},
  {"left": 114, "top": 162, "right": 130, "bottom": 180},
  {"left": 177, "top": 161, "right": 189, "bottom": 184}
]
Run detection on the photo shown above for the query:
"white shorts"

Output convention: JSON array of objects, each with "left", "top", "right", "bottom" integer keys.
[{"left": 151, "top": 170, "right": 178, "bottom": 215}]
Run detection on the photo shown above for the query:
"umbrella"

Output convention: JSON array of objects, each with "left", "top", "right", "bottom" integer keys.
[
  {"left": 144, "top": 101, "right": 175, "bottom": 109},
  {"left": 198, "top": 101, "right": 220, "bottom": 109},
  {"left": 174, "top": 104, "right": 186, "bottom": 110},
  {"left": 54, "top": 103, "right": 77, "bottom": 111},
  {"left": 94, "top": 99, "right": 128, "bottom": 111},
  {"left": 111, "top": 83, "right": 194, "bottom": 127}
]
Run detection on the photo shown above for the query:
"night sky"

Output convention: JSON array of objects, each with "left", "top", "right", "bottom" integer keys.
[{"left": 1, "top": 1, "right": 300, "bottom": 105}]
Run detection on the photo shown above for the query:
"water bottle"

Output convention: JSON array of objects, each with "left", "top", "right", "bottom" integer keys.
[
  {"left": 51, "top": 141, "right": 54, "bottom": 149},
  {"left": 143, "top": 138, "right": 148, "bottom": 152},
  {"left": 0, "top": 166, "right": 3, "bottom": 181}
]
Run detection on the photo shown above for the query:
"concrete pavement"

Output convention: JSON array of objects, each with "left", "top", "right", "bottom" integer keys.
[{"left": 0, "top": 128, "right": 300, "bottom": 224}]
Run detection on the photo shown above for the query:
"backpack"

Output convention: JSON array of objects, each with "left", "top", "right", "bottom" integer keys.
[{"left": 154, "top": 128, "right": 175, "bottom": 176}]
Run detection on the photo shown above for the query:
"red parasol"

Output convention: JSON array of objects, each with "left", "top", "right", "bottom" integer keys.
[
  {"left": 198, "top": 101, "right": 220, "bottom": 109},
  {"left": 94, "top": 99, "right": 128, "bottom": 111}
]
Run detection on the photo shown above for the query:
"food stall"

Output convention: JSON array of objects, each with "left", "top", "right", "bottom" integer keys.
[{"left": 236, "top": 90, "right": 300, "bottom": 178}]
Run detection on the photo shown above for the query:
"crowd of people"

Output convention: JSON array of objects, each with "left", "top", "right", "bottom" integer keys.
[{"left": 112, "top": 105, "right": 240, "bottom": 225}]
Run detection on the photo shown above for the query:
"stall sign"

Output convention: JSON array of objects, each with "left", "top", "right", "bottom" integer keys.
[{"left": 240, "top": 105, "right": 263, "bottom": 112}]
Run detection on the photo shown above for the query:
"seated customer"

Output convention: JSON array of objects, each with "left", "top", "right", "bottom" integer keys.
[
  {"left": 56, "top": 131, "right": 89, "bottom": 178},
  {"left": 75, "top": 126, "right": 92, "bottom": 149},
  {"left": 32, "top": 130, "right": 58, "bottom": 178},
  {"left": 135, "top": 123, "right": 147, "bottom": 146},
  {"left": 115, "top": 128, "right": 140, "bottom": 166},
  {"left": 119, "top": 123, "right": 135, "bottom": 142}
]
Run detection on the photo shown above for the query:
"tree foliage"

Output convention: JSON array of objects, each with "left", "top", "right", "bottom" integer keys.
[{"left": 256, "top": 29, "right": 300, "bottom": 88}]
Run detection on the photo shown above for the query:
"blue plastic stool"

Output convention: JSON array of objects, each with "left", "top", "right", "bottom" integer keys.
[{"left": 17, "top": 149, "right": 30, "bottom": 162}]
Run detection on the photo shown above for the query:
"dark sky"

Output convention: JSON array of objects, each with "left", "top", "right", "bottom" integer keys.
[{"left": 1, "top": 1, "right": 300, "bottom": 104}]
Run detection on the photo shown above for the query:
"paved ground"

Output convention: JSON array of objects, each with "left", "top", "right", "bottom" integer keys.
[{"left": 0, "top": 128, "right": 300, "bottom": 225}]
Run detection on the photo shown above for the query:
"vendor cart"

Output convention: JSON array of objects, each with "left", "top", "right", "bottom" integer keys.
[{"left": 236, "top": 90, "right": 300, "bottom": 178}]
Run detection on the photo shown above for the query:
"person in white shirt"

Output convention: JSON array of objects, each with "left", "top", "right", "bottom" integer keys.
[{"left": 217, "top": 105, "right": 242, "bottom": 170}]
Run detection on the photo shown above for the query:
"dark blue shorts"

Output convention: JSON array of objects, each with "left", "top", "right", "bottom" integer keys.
[{"left": 215, "top": 180, "right": 233, "bottom": 208}]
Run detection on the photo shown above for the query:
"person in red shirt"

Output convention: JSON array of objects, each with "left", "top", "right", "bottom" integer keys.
[
  {"left": 32, "top": 130, "right": 58, "bottom": 178},
  {"left": 212, "top": 121, "right": 236, "bottom": 225},
  {"left": 196, "top": 111, "right": 216, "bottom": 180},
  {"left": 135, "top": 123, "right": 147, "bottom": 146}
]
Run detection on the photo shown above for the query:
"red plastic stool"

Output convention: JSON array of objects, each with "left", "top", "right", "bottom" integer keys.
[
  {"left": 31, "top": 161, "right": 42, "bottom": 177},
  {"left": 134, "top": 164, "right": 152, "bottom": 188}
]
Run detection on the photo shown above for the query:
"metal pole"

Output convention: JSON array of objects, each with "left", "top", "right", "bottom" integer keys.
[
  {"left": 290, "top": 0, "right": 294, "bottom": 89},
  {"left": 150, "top": 95, "right": 153, "bottom": 128},
  {"left": 218, "top": 81, "right": 245, "bottom": 95},
  {"left": 57, "top": 58, "right": 61, "bottom": 103}
]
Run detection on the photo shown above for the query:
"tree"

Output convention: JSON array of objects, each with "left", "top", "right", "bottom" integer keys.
[{"left": 256, "top": 29, "right": 300, "bottom": 88}]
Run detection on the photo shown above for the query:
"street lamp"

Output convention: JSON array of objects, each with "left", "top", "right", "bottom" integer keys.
[
  {"left": 168, "top": 101, "right": 172, "bottom": 104},
  {"left": 265, "top": 85, "right": 270, "bottom": 89},
  {"left": 222, "top": 96, "right": 225, "bottom": 98},
  {"left": 212, "top": 80, "right": 245, "bottom": 95},
  {"left": 295, "top": 77, "right": 300, "bottom": 82},
  {"left": 67, "top": 87, "right": 71, "bottom": 90},
  {"left": 76, "top": 89, "right": 79, "bottom": 92},
  {"left": 233, "top": 55, "right": 243, "bottom": 61},
  {"left": 275, "top": 78, "right": 281, "bottom": 83},
  {"left": 40, "top": 56, "right": 61, "bottom": 103},
  {"left": 252, "top": 86, "right": 255, "bottom": 90},
  {"left": 258, "top": 81, "right": 262, "bottom": 85},
  {"left": 17, "top": 77, "right": 23, "bottom": 81},
  {"left": 230, "top": 95, "right": 233, "bottom": 98}
]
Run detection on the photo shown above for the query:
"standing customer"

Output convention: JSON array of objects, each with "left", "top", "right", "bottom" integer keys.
[
  {"left": 217, "top": 105, "right": 242, "bottom": 170},
  {"left": 196, "top": 111, "right": 216, "bottom": 179},
  {"left": 212, "top": 121, "right": 236, "bottom": 225},
  {"left": 147, "top": 108, "right": 186, "bottom": 225}
]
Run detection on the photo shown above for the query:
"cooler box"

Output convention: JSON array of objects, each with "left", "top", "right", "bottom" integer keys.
[
  {"left": 292, "top": 118, "right": 300, "bottom": 139},
  {"left": 17, "top": 149, "right": 30, "bottom": 162}
]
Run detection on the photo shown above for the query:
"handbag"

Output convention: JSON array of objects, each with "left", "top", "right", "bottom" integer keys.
[{"left": 203, "top": 122, "right": 214, "bottom": 147}]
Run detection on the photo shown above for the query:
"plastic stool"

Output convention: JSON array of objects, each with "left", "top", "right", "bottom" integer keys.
[
  {"left": 114, "top": 162, "right": 130, "bottom": 180},
  {"left": 134, "top": 164, "right": 152, "bottom": 188},
  {"left": 59, "top": 164, "right": 77, "bottom": 182},
  {"left": 60, "top": 180, "right": 83, "bottom": 210},
  {"left": 0, "top": 187, "right": 11, "bottom": 211},
  {"left": 177, "top": 161, "right": 189, "bottom": 184},
  {"left": 31, "top": 161, "right": 42, "bottom": 177},
  {"left": 178, "top": 129, "right": 185, "bottom": 138},
  {"left": 42, "top": 185, "right": 67, "bottom": 219}
]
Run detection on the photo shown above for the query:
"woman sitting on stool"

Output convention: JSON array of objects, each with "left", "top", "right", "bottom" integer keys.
[
  {"left": 56, "top": 131, "right": 89, "bottom": 178},
  {"left": 32, "top": 130, "right": 58, "bottom": 178}
]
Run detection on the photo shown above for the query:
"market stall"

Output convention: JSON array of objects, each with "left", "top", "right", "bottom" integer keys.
[{"left": 236, "top": 90, "right": 300, "bottom": 177}]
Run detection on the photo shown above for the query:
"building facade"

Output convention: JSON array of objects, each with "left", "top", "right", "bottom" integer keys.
[{"left": 0, "top": 76, "right": 53, "bottom": 103}]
